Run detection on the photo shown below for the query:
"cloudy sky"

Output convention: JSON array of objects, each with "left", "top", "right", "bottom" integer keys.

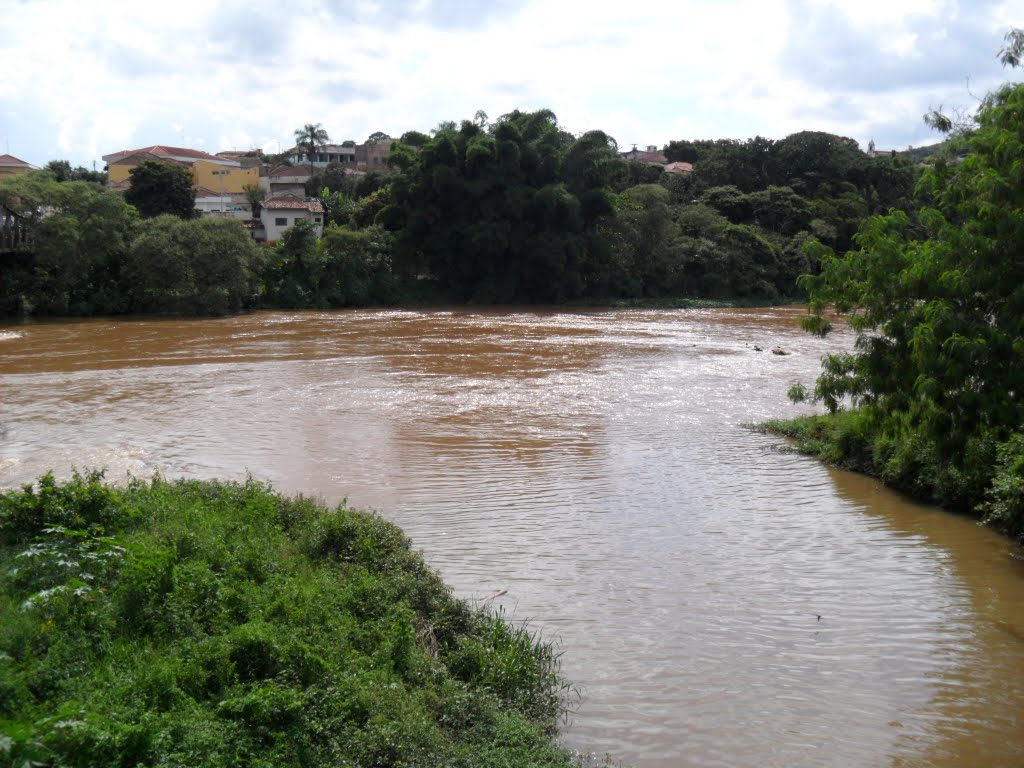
[{"left": 1, "top": 0, "right": 1021, "bottom": 168}]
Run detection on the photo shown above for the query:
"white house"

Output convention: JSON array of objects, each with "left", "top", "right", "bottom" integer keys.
[
  {"left": 264, "top": 165, "right": 312, "bottom": 198},
  {"left": 285, "top": 144, "right": 356, "bottom": 168},
  {"left": 260, "top": 195, "right": 325, "bottom": 241},
  {"left": 194, "top": 187, "right": 251, "bottom": 219}
]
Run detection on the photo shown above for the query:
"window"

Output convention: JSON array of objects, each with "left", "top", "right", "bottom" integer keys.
[
  {"left": 275, "top": 217, "right": 287, "bottom": 226},
  {"left": 294, "top": 217, "right": 304, "bottom": 225},
  {"left": 314, "top": 217, "right": 322, "bottom": 223}
]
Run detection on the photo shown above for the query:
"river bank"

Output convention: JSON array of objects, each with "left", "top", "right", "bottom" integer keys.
[
  {"left": 757, "top": 412, "right": 1024, "bottom": 546},
  {"left": 0, "top": 472, "right": 577, "bottom": 767}
]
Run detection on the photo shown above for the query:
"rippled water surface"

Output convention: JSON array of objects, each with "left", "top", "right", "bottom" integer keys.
[{"left": 2, "top": 307, "right": 1022, "bottom": 767}]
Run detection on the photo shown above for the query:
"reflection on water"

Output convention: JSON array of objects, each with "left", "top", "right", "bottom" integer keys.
[{"left": 1, "top": 308, "right": 1022, "bottom": 767}]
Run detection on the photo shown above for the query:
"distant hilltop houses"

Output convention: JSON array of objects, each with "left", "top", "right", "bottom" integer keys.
[
  {"left": 619, "top": 145, "right": 694, "bottom": 174},
  {"left": 97, "top": 136, "right": 394, "bottom": 242}
]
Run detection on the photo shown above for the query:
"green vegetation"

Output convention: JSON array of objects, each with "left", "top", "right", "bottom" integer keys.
[
  {"left": 0, "top": 173, "right": 260, "bottom": 317},
  {"left": 1, "top": 109, "right": 916, "bottom": 317},
  {"left": 124, "top": 160, "right": 197, "bottom": 219},
  {"left": 379, "top": 112, "right": 914, "bottom": 303},
  {"left": 774, "top": 39, "right": 1024, "bottom": 543},
  {"left": 124, "top": 215, "right": 261, "bottom": 315},
  {"left": 42, "top": 159, "right": 107, "bottom": 185},
  {"left": 0, "top": 472, "right": 576, "bottom": 767},
  {"left": 259, "top": 221, "right": 396, "bottom": 309}
]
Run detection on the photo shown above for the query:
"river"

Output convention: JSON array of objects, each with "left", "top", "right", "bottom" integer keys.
[{"left": 1, "top": 307, "right": 1022, "bottom": 767}]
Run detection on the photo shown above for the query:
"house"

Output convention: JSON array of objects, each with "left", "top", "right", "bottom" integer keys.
[
  {"left": 242, "top": 218, "right": 266, "bottom": 242},
  {"left": 194, "top": 187, "right": 252, "bottom": 219},
  {"left": 355, "top": 139, "right": 393, "bottom": 171},
  {"left": 265, "top": 165, "right": 312, "bottom": 198},
  {"left": 102, "top": 145, "right": 261, "bottom": 195},
  {"left": 285, "top": 144, "right": 356, "bottom": 168},
  {"left": 0, "top": 154, "right": 34, "bottom": 178},
  {"left": 663, "top": 161, "right": 694, "bottom": 174},
  {"left": 621, "top": 144, "right": 668, "bottom": 164},
  {"left": 260, "top": 195, "right": 325, "bottom": 241}
]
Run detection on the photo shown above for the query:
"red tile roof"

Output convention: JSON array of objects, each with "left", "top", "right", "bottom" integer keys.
[
  {"left": 0, "top": 154, "right": 32, "bottom": 167},
  {"left": 634, "top": 151, "right": 668, "bottom": 164},
  {"left": 110, "top": 151, "right": 191, "bottom": 168},
  {"left": 663, "top": 161, "right": 694, "bottom": 174},
  {"left": 262, "top": 195, "right": 324, "bottom": 213},
  {"left": 103, "top": 145, "right": 236, "bottom": 165}
]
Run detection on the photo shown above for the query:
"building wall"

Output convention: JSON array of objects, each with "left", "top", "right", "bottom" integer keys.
[
  {"left": 107, "top": 161, "right": 134, "bottom": 185},
  {"left": 355, "top": 140, "right": 393, "bottom": 170},
  {"left": 288, "top": 145, "right": 356, "bottom": 167},
  {"left": 195, "top": 194, "right": 251, "bottom": 219},
  {"left": 269, "top": 182, "right": 306, "bottom": 197},
  {"left": 193, "top": 161, "right": 260, "bottom": 194},
  {"left": 260, "top": 208, "right": 324, "bottom": 241}
]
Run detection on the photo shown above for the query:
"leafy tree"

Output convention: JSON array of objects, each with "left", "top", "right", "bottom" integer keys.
[
  {"left": 382, "top": 110, "right": 617, "bottom": 302},
  {"left": 259, "top": 221, "right": 395, "bottom": 308},
  {"left": 664, "top": 140, "right": 699, "bottom": 163},
  {"left": 124, "top": 160, "right": 196, "bottom": 218},
  {"left": 242, "top": 182, "right": 265, "bottom": 217},
  {"left": 43, "top": 159, "right": 106, "bottom": 184},
  {"left": 0, "top": 172, "right": 137, "bottom": 315},
  {"left": 366, "top": 131, "right": 391, "bottom": 144},
  {"left": 124, "top": 216, "right": 258, "bottom": 314},
  {"left": 43, "top": 159, "right": 73, "bottom": 181},
  {"left": 399, "top": 130, "right": 431, "bottom": 148},
  {"left": 294, "top": 122, "right": 331, "bottom": 172},
  {"left": 747, "top": 186, "right": 812, "bottom": 236},
  {"left": 768, "top": 131, "right": 862, "bottom": 195},
  {"left": 797, "top": 74, "right": 1024, "bottom": 518},
  {"left": 700, "top": 185, "right": 752, "bottom": 223},
  {"left": 692, "top": 137, "right": 773, "bottom": 192}
]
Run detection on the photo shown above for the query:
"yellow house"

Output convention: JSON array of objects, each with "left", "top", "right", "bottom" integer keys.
[
  {"left": 192, "top": 159, "right": 259, "bottom": 195},
  {"left": 0, "top": 154, "right": 34, "bottom": 178},
  {"left": 102, "top": 145, "right": 259, "bottom": 194}
]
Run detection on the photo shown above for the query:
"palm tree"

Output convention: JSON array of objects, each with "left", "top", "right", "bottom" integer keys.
[{"left": 294, "top": 123, "right": 330, "bottom": 174}]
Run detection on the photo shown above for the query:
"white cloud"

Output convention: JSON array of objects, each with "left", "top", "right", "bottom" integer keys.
[{"left": 1, "top": 0, "right": 1023, "bottom": 166}]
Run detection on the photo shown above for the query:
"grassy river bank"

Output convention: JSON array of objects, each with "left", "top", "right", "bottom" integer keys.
[
  {"left": 757, "top": 412, "right": 1024, "bottom": 546},
  {"left": 0, "top": 472, "right": 579, "bottom": 767}
]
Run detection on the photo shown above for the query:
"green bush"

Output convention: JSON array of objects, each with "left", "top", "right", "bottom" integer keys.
[
  {"left": 981, "top": 432, "right": 1024, "bottom": 540},
  {"left": 0, "top": 475, "right": 575, "bottom": 766}
]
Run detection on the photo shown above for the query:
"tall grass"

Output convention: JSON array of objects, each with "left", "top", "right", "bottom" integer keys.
[{"left": 0, "top": 471, "right": 577, "bottom": 767}]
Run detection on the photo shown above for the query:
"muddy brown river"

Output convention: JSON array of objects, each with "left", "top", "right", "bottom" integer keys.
[{"left": 1, "top": 307, "right": 1022, "bottom": 767}]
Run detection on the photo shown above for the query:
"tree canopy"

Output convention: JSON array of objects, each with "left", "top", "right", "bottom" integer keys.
[
  {"left": 795, "top": 70, "right": 1024, "bottom": 535},
  {"left": 381, "top": 110, "right": 619, "bottom": 302},
  {"left": 124, "top": 160, "right": 196, "bottom": 219}
]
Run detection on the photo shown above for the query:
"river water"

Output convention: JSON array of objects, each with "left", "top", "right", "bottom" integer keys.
[{"left": 1, "top": 307, "right": 1022, "bottom": 767}]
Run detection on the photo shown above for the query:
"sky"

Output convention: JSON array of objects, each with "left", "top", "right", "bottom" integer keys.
[{"left": 1, "top": 0, "right": 1022, "bottom": 169}]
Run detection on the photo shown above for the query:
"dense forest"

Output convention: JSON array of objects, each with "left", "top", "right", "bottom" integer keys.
[{"left": 0, "top": 114, "right": 917, "bottom": 316}]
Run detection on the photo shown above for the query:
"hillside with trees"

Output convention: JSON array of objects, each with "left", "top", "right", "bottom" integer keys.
[{"left": 1, "top": 112, "right": 919, "bottom": 316}]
